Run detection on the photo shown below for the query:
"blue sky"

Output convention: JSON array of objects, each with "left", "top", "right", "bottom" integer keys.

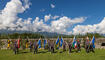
[
  {"left": 0, "top": 0, "right": 105, "bottom": 34},
  {"left": 22, "top": 0, "right": 105, "bottom": 23}
]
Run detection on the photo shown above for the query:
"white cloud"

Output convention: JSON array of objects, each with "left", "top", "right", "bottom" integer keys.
[
  {"left": 0, "top": 0, "right": 88, "bottom": 35},
  {"left": 23, "top": 0, "right": 31, "bottom": 9},
  {"left": 73, "top": 17, "right": 105, "bottom": 35},
  {"left": 31, "top": 16, "right": 85, "bottom": 35},
  {"left": 18, "top": 16, "right": 85, "bottom": 35},
  {"left": 51, "top": 4, "right": 55, "bottom": 8},
  {"left": 52, "top": 16, "right": 59, "bottom": 19},
  {"left": 44, "top": 14, "right": 51, "bottom": 22},
  {"left": 0, "top": 0, "right": 30, "bottom": 30},
  {"left": 32, "top": 17, "right": 51, "bottom": 32},
  {"left": 50, "top": 16, "right": 86, "bottom": 34}
]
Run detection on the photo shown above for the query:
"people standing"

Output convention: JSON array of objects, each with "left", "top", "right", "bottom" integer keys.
[
  {"left": 33, "top": 40, "right": 38, "bottom": 54},
  {"left": 50, "top": 41, "right": 55, "bottom": 53},
  {"left": 68, "top": 40, "right": 72, "bottom": 53},
  {"left": 63, "top": 41, "right": 66, "bottom": 51},
  {"left": 85, "top": 36, "right": 90, "bottom": 53},
  {"left": 89, "top": 36, "right": 95, "bottom": 53},
  {"left": 89, "top": 42, "right": 95, "bottom": 53},
  {"left": 77, "top": 40, "right": 81, "bottom": 52},
  {"left": 29, "top": 41, "right": 33, "bottom": 52},
  {"left": 13, "top": 40, "right": 18, "bottom": 54},
  {"left": 48, "top": 40, "right": 51, "bottom": 52}
]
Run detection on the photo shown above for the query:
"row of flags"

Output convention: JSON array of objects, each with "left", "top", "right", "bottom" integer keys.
[
  {"left": 27, "top": 36, "right": 95, "bottom": 49},
  {"left": 16, "top": 36, "right": 95, "bottom": 49},
  {"left": 37, "top": 36, "right": 64, "bottom": 49},
  {"left": 56, "top": 37, "right": 64, "bottom": 49},
  {"left": 72, "top": 36, "right": 95, "bottom": 48},
  {"left": 37, "top": 38, "right": 47, "bottom": 48}
]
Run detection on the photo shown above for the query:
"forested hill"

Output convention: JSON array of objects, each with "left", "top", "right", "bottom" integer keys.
[{"left": 0, "top": 31, "right": 104, "bottom": 39}]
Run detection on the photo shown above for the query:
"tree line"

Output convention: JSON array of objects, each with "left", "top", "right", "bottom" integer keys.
[
  {"left": 0, "top": 32, "right": 104, "bottom": 39},
  {"left": 0, "top": 33, "right": 44, "bottom": 39}
]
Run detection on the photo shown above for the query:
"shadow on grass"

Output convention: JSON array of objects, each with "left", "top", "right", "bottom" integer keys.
[
  {"left": 38, "top": 51, "right": 48, "bottom": 54},
  {"left": 17, "top": 51, "right": 29, "bottom": 54}
]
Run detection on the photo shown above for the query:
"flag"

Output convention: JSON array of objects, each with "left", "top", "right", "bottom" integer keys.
[
  {"left": 72, "top": 36, "right": 77, "bottom": 48},
  {"left": 7, "top": 39, "right": 10, "bottom": 48},
  {"left": 92, "top": 36, "right": 95, "bottom": 48},
  {"left": 38, "top": 39, "right": 41, "bottom": 48},
  {"left": 44, "top": 39, "right": 47, "bottom": 48},
  {"left": 60, "top": 37, "right": 63, "bottom": 47},
  {"left": 56, "top": 37, "right": 59, "bottom": 49},
  {"left": 74, "top": 42, "right": 77, "bottom": 48},
  {"left": 26, "top": 38, "right": 29, "bottom": 48},
  {"left": 18, "top": 39, "right": 20, "bottom": 48},
  {"left": 56, "top": 37, "right": 59, "bottom": 44}
]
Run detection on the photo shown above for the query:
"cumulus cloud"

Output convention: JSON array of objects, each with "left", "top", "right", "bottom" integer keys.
[
  {"left": 0, "top": 0, "right": 87, "bottom": 35},
  {"left": 51, "top": 4, "right": 55, "bottom": 8},
  {"left": 0, "top": 0, "right": 30, "bottom": 30},
  {"left": 52, "top": 16, "right": 59, "bottom": 19},
  {"left": 51, "top": 16, "right": 86, "bottom": 34},
  {"left": 23, "top": 0, "right": 31, "bottom": 9},
  {"left": 32, "top": 17, "right": 51, "bottom": 32},
  {"left": 73, "top": 17, "right": 105, "bottom": 35},
  {"left": 44, "top": 14, "right": 51, "bottom": 22},
  {"left": 29, "top": 16, "right": 85, "bottom": 34},
  {"left": 16, "top": 16, "right": 85, "bottom": 35},
  {"left": 15, "top": 18, "right": 32, "bottom": 31}
]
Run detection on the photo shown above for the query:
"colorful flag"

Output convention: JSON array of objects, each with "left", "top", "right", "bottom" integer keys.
[
  {"left": 60, "top": 37, "right": 63, "bottom": 47},
  {"left": 26, "top": 38, "right": 29, "bottom": 48},
  {"left": 18, "top": 39, "right": 20, "bottom": 48},
  {"left": 44, "top": 39, "right": 47, "bottom": 48},
  {"left": 92, "top": 36, "right": 95, "bottom": 48},
  {"left": 38, "top": 39, "right": 41, "bottom": 48},
  {"left": 56, "top": 37, "right": 59, "bottom": 44},
  {"left": 56, "top": 37, "right": 59, "bottom": 49},
  {"left": 72, "top": 36, "right": 77, "bottom": 48},
  {"left": 74, "top": 42, "right": 77, "bottom": 48},
  {"left": 7, "top": 39, "right": 10, "bottom": 48}
]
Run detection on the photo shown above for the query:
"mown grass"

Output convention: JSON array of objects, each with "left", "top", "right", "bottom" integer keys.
[{"left": 0, "top": 49, "right": 105, "bottom": 60}]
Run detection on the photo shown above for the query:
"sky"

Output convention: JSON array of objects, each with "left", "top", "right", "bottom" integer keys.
[{"left": 0, "top": 0, "right": 105, "bottom": 35}]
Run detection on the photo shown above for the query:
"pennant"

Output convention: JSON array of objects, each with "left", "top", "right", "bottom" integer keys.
[
  {"left": 72, "top": 36, "right": 77, "bottom": 48},
  {"left": 60, "top": 37, "right": 63, "bottom": 47},
  {"left": 92, "top": 36, "right": 95, "bottom": 48},
  {"left": 38, "top": 39, "right": 41, "bottom": 48},
  {"left": 56, "top": 37, "right": 59, "bottom": 49},
  {"left": 44, "top": 39, "right": 47, "bottom": 48},
  {"left": 18, "top": 39, "right": 20, "bottom": 48}
]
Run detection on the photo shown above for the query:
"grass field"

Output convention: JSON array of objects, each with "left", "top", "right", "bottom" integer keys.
[{"left": 0, "top": 49, "right": 105, "bottom": 60}]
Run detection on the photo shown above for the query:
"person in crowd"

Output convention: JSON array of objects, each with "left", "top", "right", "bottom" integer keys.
[
  {"left": 33, "top": 40, "right": 38, "bottom": 54},
  {"left": 63, "top": 40, "right": 66, "bottom": 51},
  {"left": 68, "top": 40, "right": 72, "bottom": 53},
  {"left": 13, "top": 40, "right": 18, "bottom": 54},
  {"left": 48, "top": 40, "right": 51, "bottom": 52},
  {"left": 29, "top": 41, "right": 33, "bottom": 52},
  {"left": 77, "top": 40, "right": 81, "bottom": 52},
  {"left": 85, "top": 36, "right": 90, "bottom": 53},
  {"left": 50, "top": 40, "right": 55, "bottom": 53}
]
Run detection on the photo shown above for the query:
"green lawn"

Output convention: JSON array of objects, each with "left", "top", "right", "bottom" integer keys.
[{"left": 0, "top": 49, "right": 105, "bottom": 60}]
